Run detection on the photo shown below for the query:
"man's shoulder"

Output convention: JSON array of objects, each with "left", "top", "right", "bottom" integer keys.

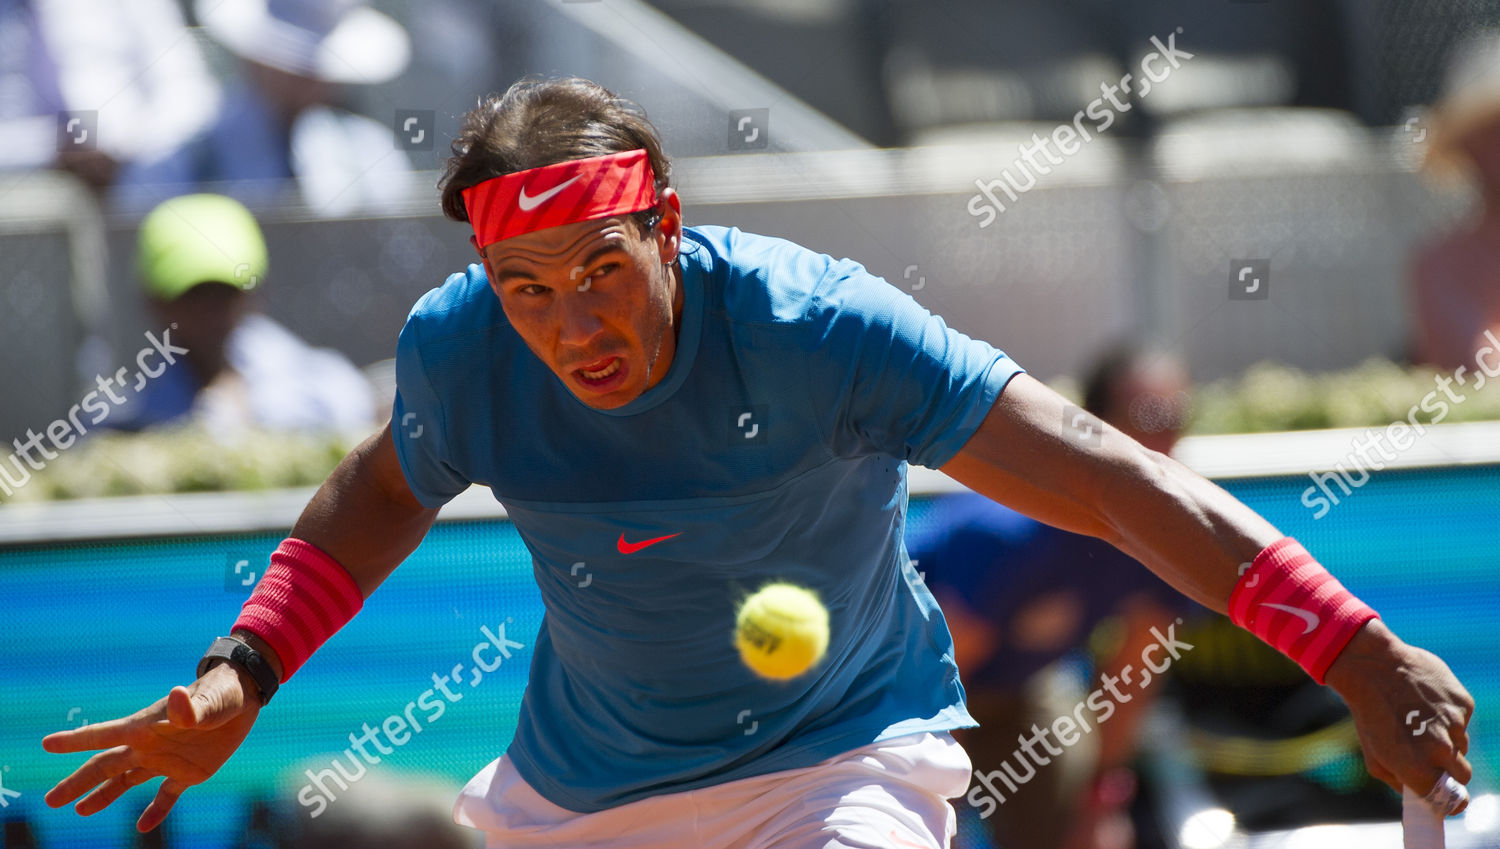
[
  {"left": 401, "top": 264, "right": 505, "bottom": 347},
  {"left": 684, "top": 225, "right": 895, "bottom": 328}
]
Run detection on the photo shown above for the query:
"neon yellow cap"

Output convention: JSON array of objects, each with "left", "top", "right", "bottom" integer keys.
[{"left": 137, "top": 194, "right": 268, "bottom": 300}]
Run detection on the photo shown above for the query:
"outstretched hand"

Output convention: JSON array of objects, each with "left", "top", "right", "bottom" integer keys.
[
  {"left": 1326, "top": 619, "right": 1475, "bottom": 813},
  {"left": 43, "top": 662, "right": 262, "bottom": 832}
]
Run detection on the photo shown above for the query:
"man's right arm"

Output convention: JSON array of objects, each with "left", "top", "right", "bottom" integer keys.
[
  {"left": 235, "top": 422, "right": 440, "bottom": 679},
  {"left": 44, "top": 422, "right": 442, "bottom": 831}
]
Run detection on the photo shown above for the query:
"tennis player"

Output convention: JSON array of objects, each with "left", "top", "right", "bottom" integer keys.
[{"left": 43, "top": 77, "right": 1474, "bottom": 847}]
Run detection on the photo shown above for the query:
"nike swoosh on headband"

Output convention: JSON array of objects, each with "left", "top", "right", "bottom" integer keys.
[{"left": 517, "top": 175, "right": 581, "bottom": 211}]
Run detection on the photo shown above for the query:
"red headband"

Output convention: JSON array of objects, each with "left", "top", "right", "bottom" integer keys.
[{"left": 462, "top": 149, "right": 659, "bottom": 248}]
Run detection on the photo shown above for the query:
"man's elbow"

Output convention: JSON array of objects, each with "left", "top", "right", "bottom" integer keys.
[{"left": 1092, "top": 438, "right": 1182, "bottom": 550}]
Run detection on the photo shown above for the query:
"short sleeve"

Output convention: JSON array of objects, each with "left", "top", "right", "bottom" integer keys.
[
  {"left": 809, "top": 262, "right": 1025, "bottom": 468},
  {"left": 390, "top": 325, "right": 471, "bottom": 508}
]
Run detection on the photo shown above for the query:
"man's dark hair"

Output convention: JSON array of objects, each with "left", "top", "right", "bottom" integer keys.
[{"left": 439, "top": 77, "right": 673, "bottom": 236}]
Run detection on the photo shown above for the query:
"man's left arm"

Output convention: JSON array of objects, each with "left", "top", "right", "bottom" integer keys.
[{"left": 939, "top": 372, "right": 1474, "bottom": 804}]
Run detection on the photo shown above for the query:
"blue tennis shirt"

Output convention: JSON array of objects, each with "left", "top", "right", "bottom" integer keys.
[{"left": 391, "top": 225, "right": 1025, "bottom": 812}]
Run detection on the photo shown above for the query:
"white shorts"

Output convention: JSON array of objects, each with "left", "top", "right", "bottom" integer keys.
[{"left": 452, "top": 731, "right": 974, "bottom": 849}]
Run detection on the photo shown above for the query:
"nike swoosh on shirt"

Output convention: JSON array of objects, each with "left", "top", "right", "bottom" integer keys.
[
  {"left": 1259, "top": 602, "right": 1320, "bottom": 635},
  {"left": 617, "top": 532, "right": 682, "bottom": 555},
  {"left": 517, "top": 175, "right": 581, "bottom": 211}
]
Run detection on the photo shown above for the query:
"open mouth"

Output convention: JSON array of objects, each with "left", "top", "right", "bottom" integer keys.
[
  {"left": 578, "top": 356, "right": 622, "bottom": 381},
  {"left": 573, "top": 355, "right": 628, "bottom": 393}
]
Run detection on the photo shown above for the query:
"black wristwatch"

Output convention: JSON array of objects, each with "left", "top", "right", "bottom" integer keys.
[{"left": 197, "top": 636, "right": 279, "bottom": 706}]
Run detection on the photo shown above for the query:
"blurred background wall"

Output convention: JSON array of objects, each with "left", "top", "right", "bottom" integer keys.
[{"left": 0, "top": 0, "right": 1492, "bottom": 443}]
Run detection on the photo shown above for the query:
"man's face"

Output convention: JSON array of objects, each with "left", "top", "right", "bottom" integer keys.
[
  {"left": 475, "top": 189, "right": 683, "bottom": 410},
  {"left": 1459, "top": 112, "right": 1500, "bottom": 183},
  {"left": 149, "top": 282, "right": 249, "bottom": 380}
]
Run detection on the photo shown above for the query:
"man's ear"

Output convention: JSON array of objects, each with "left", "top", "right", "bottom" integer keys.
[{"left": 656, "top": 189, "right": 683, "bottom": 263}]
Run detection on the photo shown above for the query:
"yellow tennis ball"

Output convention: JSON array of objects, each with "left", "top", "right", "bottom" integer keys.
[{"left": 735, "top": 583, "right": 830, "bottom": 680}]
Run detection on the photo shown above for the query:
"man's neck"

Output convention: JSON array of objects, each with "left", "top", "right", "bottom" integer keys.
[
  {"left": 672, "top": 260, "right": 684, "bottom": 332},
  {"left": 644, "top": 260, "right": 685, "bottom": 391}
]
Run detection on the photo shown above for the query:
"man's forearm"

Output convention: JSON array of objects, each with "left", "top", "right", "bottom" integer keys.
[
  {"left": 942, "top": 378, "right": 1476, "bottom": 795},
  {"left": 942, "top": 375, "right": 1282, "bottom": 610},
  {"left": 235, "top": 425, "right": 438, "bottom": 680},
  {"left": 1099, "top": 449, "right": 1392, "bottom": 689},
  {"left": 1096, "top": 449, "right": 1282, "bottom": 614},
  {"left": 290, "top": 425, "right": 439, "bottom": 597}
]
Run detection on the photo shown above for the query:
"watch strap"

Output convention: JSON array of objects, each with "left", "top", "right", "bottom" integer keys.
[{"left": 197, "top": 636, "right": 279, "bottom": 706}]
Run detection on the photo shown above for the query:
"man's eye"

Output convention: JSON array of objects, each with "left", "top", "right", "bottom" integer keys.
[
  {"left": 518, "top": 284, "right": 549, "bottom": 296},
  {"left": 592, "top": 263, "right": 620, "bottom": 278}
]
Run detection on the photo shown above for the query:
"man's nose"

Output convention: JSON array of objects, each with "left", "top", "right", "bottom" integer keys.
[{"left": 557, "top": 295, "right": 605, "bottom": 346}]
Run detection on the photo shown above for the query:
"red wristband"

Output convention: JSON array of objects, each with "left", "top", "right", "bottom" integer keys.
[
  {"left": 1228, "top": 537, "right": 1379, "bottom": 684},
  {"left": 234, "top": 538, "right": 364, "bottom": 681}
]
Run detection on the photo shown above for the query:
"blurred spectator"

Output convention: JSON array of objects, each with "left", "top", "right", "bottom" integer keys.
[
  {"left": 115, "top": 0, "right": 414, "bottom": 216},
  {"left": 3, "top": 816, "right": 41, "bottom": 849},
  {"left": 110, "top": 193, "right": 375, "bottom": 433},
  {"left": 1160, "top": 605, "right": 1398, "bottom": 831},
  {"left": 269, "top": 771, "right": 480, "bottom": 849},
  {"left": 906, "top": 344, "right": 1195, "bottom": 849},
  {"left": 1410, "top": 29, "right": 1500, "bottom": 371},
  {"left": 0, "top": 0, "right": 219, "bottom": 191}
]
